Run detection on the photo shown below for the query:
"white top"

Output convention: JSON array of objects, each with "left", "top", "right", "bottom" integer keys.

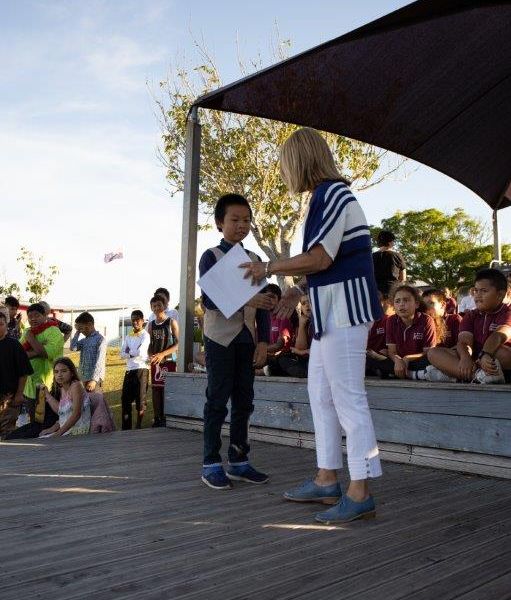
[
  {"left": 458, "top": 294, "right": 476, "bottom": 313},
  {"left": 120, "top": 329, "right": 150, "bottom": 370},
  {"left": 147, "top": 308, "right": 179, "bottom": 323}
]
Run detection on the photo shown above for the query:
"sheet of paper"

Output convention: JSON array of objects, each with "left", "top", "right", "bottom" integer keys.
[{"left": 197, "top": 243, "right": 267, "bottom": 319}]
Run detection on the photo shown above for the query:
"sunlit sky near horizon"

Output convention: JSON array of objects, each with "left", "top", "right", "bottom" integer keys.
[{"left": 2, "top": 0, "right": 509, "bottom": 311}]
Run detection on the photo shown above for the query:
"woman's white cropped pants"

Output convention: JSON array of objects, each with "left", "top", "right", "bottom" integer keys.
[{"left": 307, "top": 315, "right": 382, "bottom": 480}]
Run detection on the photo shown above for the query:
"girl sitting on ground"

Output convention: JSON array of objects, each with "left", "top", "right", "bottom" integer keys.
[
  {"left": 369, "top": 284, "right": 437, "bottom": 379},
  {"left": 39, "top": 357, "right": 91, "bottom": 437}
]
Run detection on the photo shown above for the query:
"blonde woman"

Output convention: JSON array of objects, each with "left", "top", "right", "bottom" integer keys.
[{"left": 241, "top": 128, "right": 382, "bottom": 523}]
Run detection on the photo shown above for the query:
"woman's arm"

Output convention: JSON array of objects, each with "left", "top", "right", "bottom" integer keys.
[
  {"left": 53, "top": 382, "right": 84, "bottom": 437},
  {"left": 241, "top": 246, "right": 332, "bottom": 285},
  {"left": 39, "top": 422, "right": 60, "bottom": 437}
]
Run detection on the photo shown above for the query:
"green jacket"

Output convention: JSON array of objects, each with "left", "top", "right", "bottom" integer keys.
[{"left": 20, "top": 326, "right": 64, "bottom": 399}]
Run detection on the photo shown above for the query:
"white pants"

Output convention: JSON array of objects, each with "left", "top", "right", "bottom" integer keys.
[{"left": 308, "top": 314, "right": 382, "bottom": 480}]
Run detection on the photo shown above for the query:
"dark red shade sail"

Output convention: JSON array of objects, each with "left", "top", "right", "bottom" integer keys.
[{"left": 194, "top": 0, "right": 511, "bottom": 210}]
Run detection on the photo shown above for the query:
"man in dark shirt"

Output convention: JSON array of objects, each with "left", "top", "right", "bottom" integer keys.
[
  {"left": 372, "top": 230, "right": 406, "bottom": 295},
  {"left": 0, "top": 307, "right": 33, "bottom": 438}
]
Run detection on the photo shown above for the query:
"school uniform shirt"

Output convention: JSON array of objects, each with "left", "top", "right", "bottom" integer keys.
[
  {"left": 438, "top": 313, "right": 462, "bottom": 348},
  {"left": 303, "top": 181, "right": 382, "bottom": 338},
  {"left": 367, "top": 314, "right": 390, "bottom": 353},
  {"left": 386, "top": 312, "right": 436, "bottom": 357},
  {"left": 120, "top": 329, "right": 150, "bottom": 371},
  {"left": 199, "top": 238, "right": 270, "bottom": 344},
  {"left": 459, "top": 303, "right": 511, "bottom": 356},
  {"left": 270, "top": 316, "right": 294, "bottom": 352}
]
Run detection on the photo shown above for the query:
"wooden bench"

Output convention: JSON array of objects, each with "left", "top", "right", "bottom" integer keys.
[{"left": 164, "top": 373, "right": 511, "bottom": 479}]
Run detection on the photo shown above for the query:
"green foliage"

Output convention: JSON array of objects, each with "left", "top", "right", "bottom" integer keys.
[
  {"left": 372, "top": 208, "right": 510, "bottom": 289},
  {"left": 17, "top": 247, "right": 59, "bottom": 303},
  {"left": 156, "top": 39, "right": 403, "bottom": 287},
  {"left": 0, "top": 280, "right": 21, "bottom": 297}
]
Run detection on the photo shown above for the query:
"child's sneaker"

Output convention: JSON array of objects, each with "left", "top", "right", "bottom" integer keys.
[
  {"left": 201, "top": 465, "right": 232, "bottom": 490},
  {"left": 226, "top": 463, "right": 269, "bottom": 484},
  {"left": 473, "top": 361, "right": 505, "bottom": 384},
  {"left": 424, "top": 365, "right": 457, "bottom": 383}
]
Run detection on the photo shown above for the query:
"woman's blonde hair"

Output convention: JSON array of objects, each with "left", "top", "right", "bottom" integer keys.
[{"left": 280, "top": 127, "right": 350, "bottom": 193}]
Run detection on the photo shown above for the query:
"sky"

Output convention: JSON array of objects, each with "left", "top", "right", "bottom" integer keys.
[{"left": 1, "top": 0, "right": 509, "bottom": 311}]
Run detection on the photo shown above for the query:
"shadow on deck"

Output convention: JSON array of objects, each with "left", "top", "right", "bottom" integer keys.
[{"left": 1, "top": 428, "right": 511, "bottom": 600}]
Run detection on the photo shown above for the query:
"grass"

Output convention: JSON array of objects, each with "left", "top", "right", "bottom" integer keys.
[{"left": 67, "top": 347, "right": 154, "bottom": 429}]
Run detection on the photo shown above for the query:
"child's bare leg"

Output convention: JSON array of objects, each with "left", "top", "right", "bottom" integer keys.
[{"left": 427, "top": 347, "right": 464, "bottom": 378}]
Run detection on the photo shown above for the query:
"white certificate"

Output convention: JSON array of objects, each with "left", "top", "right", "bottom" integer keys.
[{"left": 198, "top": 243, "right": 267, "bottom": 318}]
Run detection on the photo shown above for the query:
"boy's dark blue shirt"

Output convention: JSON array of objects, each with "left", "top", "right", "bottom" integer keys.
[{"left": 199, "top": 239, "right": 270, "bottom": 344}]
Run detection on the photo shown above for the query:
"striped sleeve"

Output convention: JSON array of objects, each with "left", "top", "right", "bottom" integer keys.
[{"left": 306, "top": 183, "right": 357, "bottom": 260}]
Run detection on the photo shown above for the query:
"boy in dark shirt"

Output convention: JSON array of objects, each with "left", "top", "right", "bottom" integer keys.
[
  {"left": 0, "top": 307, "right": 33, "bottom": 438},
  {"left": 372, "top": 230, "right": 406, "bottom": 295},
  {"left": 427, "top": 269, "right": 511, "bottom": 383},
  {"left": 198, "top": 194, "right": 272, "bottom": 490}
]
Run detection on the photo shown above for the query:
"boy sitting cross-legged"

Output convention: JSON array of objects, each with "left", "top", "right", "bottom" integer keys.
[
  {"left": 427, "top": 269, "right": 511, "bottom": 383},
  {"left": 198, "top": 193, "right": 273, "bottom": 490}
]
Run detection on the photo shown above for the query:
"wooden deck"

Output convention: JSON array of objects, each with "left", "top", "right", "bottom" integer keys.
[{"left": 2, "top": 429, "right": 511, "bottom": 600}]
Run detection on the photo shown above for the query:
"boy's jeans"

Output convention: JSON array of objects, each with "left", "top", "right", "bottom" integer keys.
[{"left": 203, "top": 337, "right": 255, "bottom": 465}]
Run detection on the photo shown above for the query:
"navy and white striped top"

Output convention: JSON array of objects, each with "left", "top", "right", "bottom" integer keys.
[{"left": 303, "top": 181, "right": 382, "bottom": 338}]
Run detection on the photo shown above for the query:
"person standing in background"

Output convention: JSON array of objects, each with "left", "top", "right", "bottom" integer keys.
[{"left": 372, "top": 230, "right": 406, "bottom": 295}]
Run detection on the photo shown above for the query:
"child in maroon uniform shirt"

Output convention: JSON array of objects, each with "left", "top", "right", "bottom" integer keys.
[
  {"left": 366, "top": 293, "right": 394, "bottom": 376},
  {"left": 422, "top": 288, "right": 462, "bottom": 348},
  {"left": 367, "top": 284, "right": 436, "bottom": 379},
  {"left": 427, "top": 269, "right": 511, "bottom": 383}
]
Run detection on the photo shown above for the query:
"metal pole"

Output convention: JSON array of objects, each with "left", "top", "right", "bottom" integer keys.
[
  {"left": 492, "top": 209, "right": 501, "bottom": 264},
  {"left": 177, "top": 106, "right": 201, "bottom": 373}
]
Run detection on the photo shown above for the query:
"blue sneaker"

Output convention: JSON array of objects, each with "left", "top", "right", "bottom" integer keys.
[
  {"left": 315, "top": 495, "right": 376, "bottom": 523},
  {"left": 226, "top": 463, "right": 269, "bottom": 484},
  {"left": 283, "top": 479, "right": 342, "bottom": 505},
  {"left": 201, "top": 466, "right": 232, "bottom": 490}
]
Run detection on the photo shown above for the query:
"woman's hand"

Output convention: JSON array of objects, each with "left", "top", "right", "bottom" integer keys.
[
  {"left": 275, "top": 286, "right": 302, "bottom": 319},
  {"left": 240, "top": 261, "right": 267, "bottom": 286}
]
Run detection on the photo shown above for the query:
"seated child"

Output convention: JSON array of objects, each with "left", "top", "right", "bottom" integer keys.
[
  {"left": 366, "top": 292, "right": 394, "bottom": 375},
  {"left": 39, "top": 357, "right": 91, "bottom": 437},
  {"left": 422, "top": 288, "right": 462, "bottom": 348},
  {"left": 282, "top": 294, "right": 313, "bottom": 378},
  {"left": 372, "top": 284, "right": 436, "bottom": 379},
  {"left": 427, "top": 269, "right": 511, "bottom": 383},
  {"left": 264, "top": 283, "right": 296, "bottom": 376}
]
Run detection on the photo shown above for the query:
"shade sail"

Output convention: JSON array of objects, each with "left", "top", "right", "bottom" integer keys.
[{"left": 194, "top": 0, "right": 511, "bottom": 210}]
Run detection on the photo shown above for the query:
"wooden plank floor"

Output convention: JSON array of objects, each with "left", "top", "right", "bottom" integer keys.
[{"left": 1, "top": 429, "right": 511, "bottom": 600}]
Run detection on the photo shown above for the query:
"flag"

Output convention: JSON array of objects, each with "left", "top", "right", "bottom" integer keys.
[{"left": 104, "top": 250, "right": 124, "bottom": 263}]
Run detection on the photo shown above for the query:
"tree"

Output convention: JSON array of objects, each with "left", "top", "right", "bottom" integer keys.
[
  {"left": 372, "top": 208, "right": 511, "bottom": 289},
  {"left": 17, "top": 247, "right": 59, "bottom": 303},
  {"left": 156, "top": 38, "right": 404, "bottom": 289}
]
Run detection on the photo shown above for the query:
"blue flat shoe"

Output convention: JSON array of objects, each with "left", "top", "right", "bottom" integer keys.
[
  {"left": 283, "top": 479, "right": 342, "bottom": 505},
  {"left": 315, "top": 495, "right": 376, "bottom": 523},
  {"left": 226, "top": 463, "right": 269, "bottom": 484}
]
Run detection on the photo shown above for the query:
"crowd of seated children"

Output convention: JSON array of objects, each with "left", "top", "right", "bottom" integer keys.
[
  {"left": 366, "top": 284, "right": 436, "bottom": 379},
  {"left": 426, "top": 268, "right": 511, "bottom": 384}
]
